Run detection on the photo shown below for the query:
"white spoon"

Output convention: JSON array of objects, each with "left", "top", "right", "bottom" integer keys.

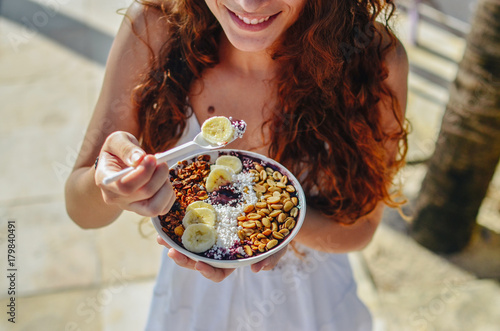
[{"left": 102, "top": 122, "right": 245, "bottom": 185}]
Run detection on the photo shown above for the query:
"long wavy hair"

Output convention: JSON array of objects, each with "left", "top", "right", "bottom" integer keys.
[{"left": 131, "top": 0, "right": 408, "bottom": 224}]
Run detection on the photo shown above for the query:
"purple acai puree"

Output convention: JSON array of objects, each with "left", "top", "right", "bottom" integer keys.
[
  {"left": 205, "top": 241, "right": 244, "bottom": 260},
  {"left": 229, "top": 117, "right": 247, "bottom": 139},
  {"left": 209, "top": 185, "right": 242, "bottom": 207}
]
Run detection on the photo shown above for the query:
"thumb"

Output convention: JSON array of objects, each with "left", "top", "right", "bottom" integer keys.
[
  {"left": 128, "top": 148, "right": 145, "bottom": 167},
  {"left": 103, "top": 131, "right": 146, "bottom": 167}
]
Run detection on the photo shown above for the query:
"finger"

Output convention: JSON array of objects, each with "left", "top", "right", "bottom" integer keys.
[
  {"left": 104, "top": 131, "right": 145, "bottom": 167},
  {"left": 168, "top": 248, "right": 197, "bottom": 270},
  {"left": 116, "top": 155, "right": 157, "bottom": 195},
  {"left": 251, "top": 245, "right": 288, "bottom": 273},
  {"left": 128, "top": 180, "right": 176, "bottom": 216},
  {"left": 96, "top": 151, "right": 153, "bottom": 191},
  {"left": 195, "top": 262, "right": 235, "bottom": 283},
  {"left": 132, "top": 161, "right": 170, "bottom": 201},
  {"left": 156, "top": 235, "right": 172, "bottom": 249},
  {"left": 159, "top": 188, "right": 178, "bottom": 215}
]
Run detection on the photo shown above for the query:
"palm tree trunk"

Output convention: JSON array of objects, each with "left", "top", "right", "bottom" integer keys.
[{"left": 411, "top": 0, "right": 500, "bottom": 253}]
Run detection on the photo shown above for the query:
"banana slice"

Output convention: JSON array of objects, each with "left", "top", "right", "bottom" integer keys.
[
  {"left": 210, "top": 164, "right": 235, "bottom": 173},
  {"left": 205, "top": 166, "right": 234, "bottom": 192},
  {"left": 186, "top": 201, "right": 216, "bottom": 214},
  {"left": 215, "top": 155, "right": 243, "bottom": 174},
  {"left": 182, "top": 208, "right": 217, "bottom": 227},
  {"left": 201, "top": 116, "right": 234, "bottom": 145},
  {"left": 181, "top": 224, "right": 216, "bottom": 253}
]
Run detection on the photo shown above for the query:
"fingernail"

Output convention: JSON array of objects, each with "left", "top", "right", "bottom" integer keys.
[
  {"left": 253, "top": 264, "right": 263, "bottom": 273},
  {"left": 200, "top": 268, "right": 213, "bottom": 278},
  {"left": 130, "top": 151, "right": 144, "bottom": 165}
]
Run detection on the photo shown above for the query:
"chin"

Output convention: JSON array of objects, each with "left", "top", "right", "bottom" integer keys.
[{"left": 226, "top": 35, "right": 274, "bottom": 53}]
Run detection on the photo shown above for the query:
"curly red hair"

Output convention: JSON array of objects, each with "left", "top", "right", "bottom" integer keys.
[{"left": 131, "top": 0, "right": 408, "bottom": 224}]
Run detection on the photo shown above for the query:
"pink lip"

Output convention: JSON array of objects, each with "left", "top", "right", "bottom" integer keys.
[{"left": 227, "top": 8, "right": 279, "bottom": 32}]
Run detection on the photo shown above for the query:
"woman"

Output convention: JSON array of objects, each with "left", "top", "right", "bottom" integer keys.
[{"left": 65, "top": 0, "right": 408, "bottom": 329}]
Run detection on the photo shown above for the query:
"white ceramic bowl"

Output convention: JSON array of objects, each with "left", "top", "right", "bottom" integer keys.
[{"left": 151, "top": 149, "right": 306, "bottom": 269}]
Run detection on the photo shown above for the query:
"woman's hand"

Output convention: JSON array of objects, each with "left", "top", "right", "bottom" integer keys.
[
  {"left": 156, "top": 236, "right": 288, "bottom": 282},
  {"left": 95, "top": 131, "right": 176, "bottom": 217}
]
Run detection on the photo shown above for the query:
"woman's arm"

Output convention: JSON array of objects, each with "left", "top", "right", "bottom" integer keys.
[
  {"left": 65, "top": 2, "right": 172, "bottom": 228},
  {"left": 294, "top": 36, "right": 409, "bottom": 253}
]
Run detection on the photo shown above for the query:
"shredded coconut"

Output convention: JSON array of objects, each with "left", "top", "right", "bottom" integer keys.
[{"left": 207, "top": 171, "right": 257, "bottom": 259}]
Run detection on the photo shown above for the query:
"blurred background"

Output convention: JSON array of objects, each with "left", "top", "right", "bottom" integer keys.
[{"left": 0, "top": 0, "right": 499, "bottom": 330}]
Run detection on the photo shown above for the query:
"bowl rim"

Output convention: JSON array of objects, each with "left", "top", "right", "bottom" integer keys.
[{"left": 151, "top": 149, "right": 307, "bottom": 267}]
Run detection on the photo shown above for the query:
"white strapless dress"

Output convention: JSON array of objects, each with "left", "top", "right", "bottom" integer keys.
[{"left": 145, "top": 114, "right": 373, "bottom": 331}]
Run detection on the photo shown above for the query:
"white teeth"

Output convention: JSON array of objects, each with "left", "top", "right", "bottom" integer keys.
[{"left": 236, "top": 13, "right": 271, "bottom": 25}]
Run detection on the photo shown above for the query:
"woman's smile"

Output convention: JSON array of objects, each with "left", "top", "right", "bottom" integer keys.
[
  {"left": 205, "top": 0, "right": 306, "bottom": 52},
  {"left": 227, "top": 7, "right": 280, "bottom": 32}
]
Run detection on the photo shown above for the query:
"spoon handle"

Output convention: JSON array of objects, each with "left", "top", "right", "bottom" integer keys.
[
  {"left": 155, "top": 141, "right": 198, "bottom": 164},
  {"left": 102, "top": 166, "right": 135, "bottom": 185},
  {"left": 102, "top": 141, "right": 199, "bottom": 185}
]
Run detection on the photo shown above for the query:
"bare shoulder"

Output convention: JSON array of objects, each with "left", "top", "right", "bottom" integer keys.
[
  {"left": 73, "top": 1, "right": 173, "bottom": 168},
  {"left": 383, "top": 34, "right": 409, "bottom": 98},
  {"left": 373, "top": 22, "right": 409, "bottom": 89},
  {"left": 122, "top": 0, "right": 172, "bottom": 57},
  {"left": 373, "top": 23, "right": 409, "bottom": 132}
]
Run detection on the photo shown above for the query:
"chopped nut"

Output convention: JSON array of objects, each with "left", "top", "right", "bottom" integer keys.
[
  {"left": 270, "top": 203, "right": 284, "bottom": 210},
  {"left": 283, "top": 201, "right": 294, "bottom": 212},
  {"left": 256, "top": 201, "right": 268, "bottom": 209},
  {"left": 243, "top": 228, "right": 255, "bottom": 236},
  {"left": 276, "top": 182, "right": 287, "bottom": 189},
  {"left": 174, "top": 225, "right": 185, "bottom": 237},
  {"left": 244, "top": 245, "right": 253, "bottom": 256},
  {"left": 267, "top": 196, "right": 281, "bottom": 204},
  {"left": 266, "top": 239, "right": 278, "bottom": 249},
  {"left": 272, "top": 231, "right": 284, "bottom": 240},
  {"left": 260, "top": 170, "right": 267, "bottom": 181},
  {"left": 279, "top": 228, "right": 290, "bottom": 236},
  {"left": 253, "top": 184, "right": 267, "bottom": 193},
  {"left": 273, "top": 171, "right": 282, "bottom": 181},
  {"left": 243, "top": 204, "right": 255, "bottom": 213},
  {"left": 247, "top": 213, "right": 262, "bottom": 220},
  {"left": 262, "top": 229, "right": 273, "bottom": 236},
  {"left": 269, "top": 210, "right": 281, "bottom": 218},
  {"left": 242, "top": 221, "right": 257, "bottom": 228},
  {"left": 285, "top": 218, "right": 296, "bottom": 230}
]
